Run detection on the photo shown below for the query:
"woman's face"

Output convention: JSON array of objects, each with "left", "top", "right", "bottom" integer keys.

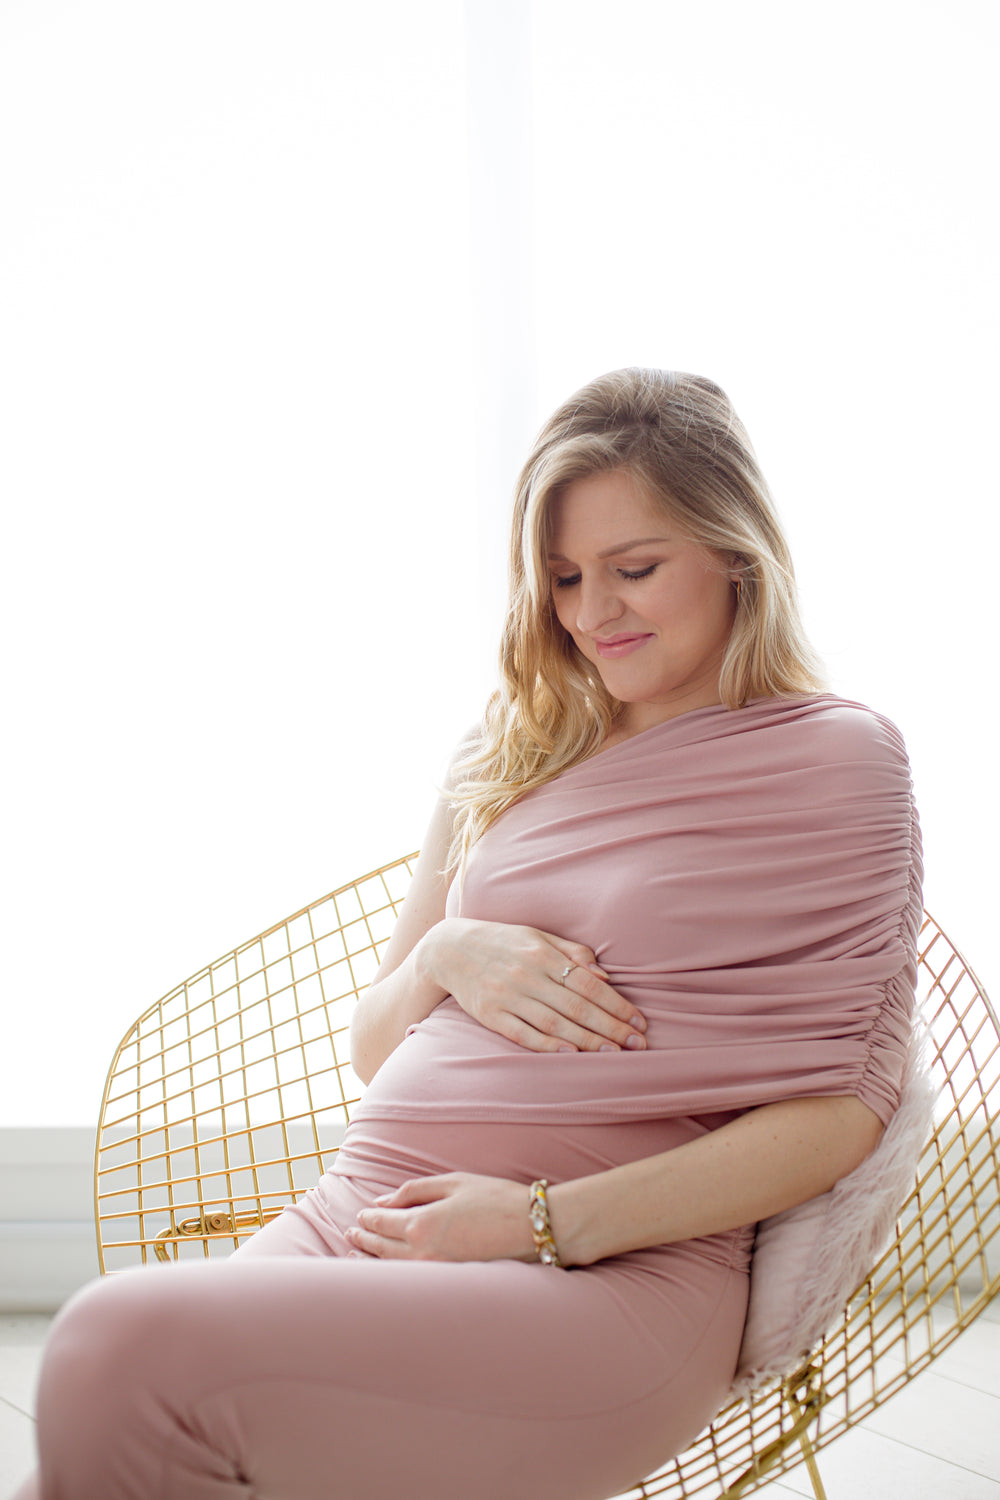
[{"left": 546, "top": 468, "right": 737, "bottom": 734}]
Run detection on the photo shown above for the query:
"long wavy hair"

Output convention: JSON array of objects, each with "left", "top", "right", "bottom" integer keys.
[{"left": 448, "top": 368, "right": 825, "bottom": 870}]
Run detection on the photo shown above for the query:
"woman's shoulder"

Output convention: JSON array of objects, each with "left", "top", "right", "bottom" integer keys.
[
  {"left": 443, "top": 722, "right": 486, "bottom": 787},
  {"left": 801, "top": 694, "right": 908, "bottom": 756},
  {"left": 765, "top": 694, "right": 911, "bottom": 777}
]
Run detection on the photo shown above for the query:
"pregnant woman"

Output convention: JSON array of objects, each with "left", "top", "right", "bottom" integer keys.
[{"left": 14, "top": 369, "right": 921, "bottom": 1500}]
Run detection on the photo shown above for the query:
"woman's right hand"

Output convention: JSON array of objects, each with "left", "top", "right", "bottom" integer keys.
[{"left": 416, "top": 918, "right": 647, "bottom": 1053}]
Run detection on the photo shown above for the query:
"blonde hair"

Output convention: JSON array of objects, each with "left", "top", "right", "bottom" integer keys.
[{"left": 449, "top": 367, "right": 825, "bottom": 869}]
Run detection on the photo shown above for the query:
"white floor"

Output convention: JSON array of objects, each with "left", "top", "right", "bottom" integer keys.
[
  {"left": 0, "top": 1314, "right": 49, "bottom": 1500},
  {"left": 2, "top": 1297, "right": 1000, "bottom": 1499}
]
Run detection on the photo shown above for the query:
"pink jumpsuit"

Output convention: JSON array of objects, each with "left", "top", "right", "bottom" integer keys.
[
  {"left": 12, "top": 696, "right": 919, "bottom": 1499},
  {"left": 15, "top": 1113, "right": 751, "bottom": 1500}
]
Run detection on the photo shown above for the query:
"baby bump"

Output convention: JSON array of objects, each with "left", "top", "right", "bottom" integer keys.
[
  {"left": 334, "top": 1111, "right": 708, "bottom": 1188},
  {"left": 314, "top": 1112, "right": 754, "bottom": 1275}
]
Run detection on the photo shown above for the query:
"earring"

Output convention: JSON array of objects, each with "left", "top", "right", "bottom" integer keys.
[{"left": 734, "top": 576, "right": 743, "bottom": 603}]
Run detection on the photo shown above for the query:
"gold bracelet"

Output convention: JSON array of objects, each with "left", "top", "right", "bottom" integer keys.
[{"left": 529, "top": 1179, "right": 562, "bottom": 1267}]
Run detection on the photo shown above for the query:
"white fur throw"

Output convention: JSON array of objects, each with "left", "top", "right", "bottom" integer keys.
[{"left": 731, "top": 1022, "right": 936, "bottom": 1398}]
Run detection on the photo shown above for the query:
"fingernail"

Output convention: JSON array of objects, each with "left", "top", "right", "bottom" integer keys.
[
  {"left": 632, "top": 1014, "right": 647, "bottom": 1032},
  {"left": 557, "top": 1044, "right": 575, "bottom": 1054},
  {"left": 625, "top": 1034, "right": 646, "bottom": 1050},
  {"left": 599, "top": 1043, "right": 619, "bottom": 1053},
  {"left": 588, "top": 963, "right": 609, "bottom": 978}
]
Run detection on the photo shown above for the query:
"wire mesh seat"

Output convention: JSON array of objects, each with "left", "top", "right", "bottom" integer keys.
[{"left": 95, "top": 855, "right": 1000, "bottom": 1499}]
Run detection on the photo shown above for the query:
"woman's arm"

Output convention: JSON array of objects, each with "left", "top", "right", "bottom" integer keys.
[
  {"left": 348, "top": 785, "right": 458, "bottom": 1086},
  {"left": 551, "top": 1093, "right": 884, "bottom": 1264},
  {"left": 349, "top": 738, "right": 648, "bottom": 1085},
  {"left": 346, "top": 1093, "right": 884, "bottom": 1263}
]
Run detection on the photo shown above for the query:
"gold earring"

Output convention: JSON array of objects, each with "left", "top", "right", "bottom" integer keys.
[{"left": 735, "top": 577, "right": 743, "bottom": 603}]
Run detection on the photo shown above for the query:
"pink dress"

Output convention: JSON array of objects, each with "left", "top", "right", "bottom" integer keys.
[{"left": 16, "top": 696, "right": 921, "bottom": 1500}]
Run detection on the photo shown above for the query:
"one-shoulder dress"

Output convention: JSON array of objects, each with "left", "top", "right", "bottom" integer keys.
[{"left": 22, "top": 696, "right": 922, "bottom": 1500}]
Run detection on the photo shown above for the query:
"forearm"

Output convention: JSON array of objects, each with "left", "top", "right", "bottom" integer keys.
[
  {"left": 349, "top": 931, "right": 449, "bottom": 1085},
  {"left": 550, "top": 1095, "right": 884, "bottom": 1266}
]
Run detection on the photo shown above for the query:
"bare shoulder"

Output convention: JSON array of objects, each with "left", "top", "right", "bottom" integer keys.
[{"left": 443, "top": 720, "right": 484, "bottom": 787}]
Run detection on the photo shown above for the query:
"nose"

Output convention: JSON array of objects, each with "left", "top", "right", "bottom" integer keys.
[{"left": 575, "top": 574, "right": 626, "bottom": 635}]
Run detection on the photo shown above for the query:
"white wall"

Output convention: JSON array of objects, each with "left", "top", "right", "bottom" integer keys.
[
  {"left": 526, "top": 0, "right": 1000, "bottom": 996},
  {"left": 1, "top": 1, "right": 997, "bottom": 1131},
  {"left": 1, "top": 1, "right": 491, "bottom": 1126}
]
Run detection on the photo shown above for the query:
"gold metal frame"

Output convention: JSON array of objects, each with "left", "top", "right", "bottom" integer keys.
[{"left": 94, "top": 857, "right": 1000, "bottom": 1498}]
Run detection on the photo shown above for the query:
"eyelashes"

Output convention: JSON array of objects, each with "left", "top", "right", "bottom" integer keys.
[{"left": 551, "top": 564, "right": 659, "bottom": 590}]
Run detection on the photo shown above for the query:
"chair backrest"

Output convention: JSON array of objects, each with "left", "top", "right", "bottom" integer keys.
[
  {"left": 96, "top": 854, "right": 418, "bottom": 1273},
  {"left": 95, "top": 863, "right": 1000, "bottom": 1500},
  {"left": 631, "top": 910, "right": 1000, "bottom": 1499}
]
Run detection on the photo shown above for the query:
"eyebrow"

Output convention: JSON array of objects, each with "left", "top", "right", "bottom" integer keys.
[{"left": 547, "top": 536, "right": 673, "bottom": 562}]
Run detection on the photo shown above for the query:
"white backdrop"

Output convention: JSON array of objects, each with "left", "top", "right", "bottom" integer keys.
[{"left": 2, "top": 0, "right": 996, "bottom": 1125}]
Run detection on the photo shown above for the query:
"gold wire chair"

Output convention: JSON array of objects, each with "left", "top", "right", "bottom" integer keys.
[{"left": 94, "top": 854, "right": 1000, "bottom": 1500}]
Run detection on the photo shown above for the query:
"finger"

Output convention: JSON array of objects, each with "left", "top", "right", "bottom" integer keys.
[
  {"left": 527, "top": 983, "right": 647, "bottom": 1051},
  {"left": 350, "top": 1207, "right": 418, "bottom": 1253},
  {"left": 481, "top": 1007, "right": 624, "bottom": 1055},
  {"left": 475, "top": 982, "right": 643, "bottom": 1052},
  {"left": 519, "top": 1001, "right": 635, "bottom": 1052},
  {"left": 539, "top": 933, "right": 606, "bottom": 977},
  {"left": 538, "top": 937, "right": 646, "bottom": 1036},
  {"left": 374, "top": 1176, "right": 457, "bottom": 1208},
  {"left": 356, "top": 1205, "right": 410, "bottom": 1236},
  {"left": 344, "top": 1224, "right": 410, "bottom": 1259},
  {"left": 561, "top": 969, "right": 647, "bottom": 1039},
  {"left": 478, "top": 1010, "right": 585, "bottom": 1053}
]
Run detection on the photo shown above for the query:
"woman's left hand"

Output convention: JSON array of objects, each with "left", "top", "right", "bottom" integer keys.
[{"left": 345, "top": 1173, "right": 539, "bottom": 1263}]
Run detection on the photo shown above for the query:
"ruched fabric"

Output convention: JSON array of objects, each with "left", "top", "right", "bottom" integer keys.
[
  {"left": 13, "top": 694, "right": 922, "bottom": 1500},
  {"left": 370, "top": 695, "right": 922, "bottom": 1128}
]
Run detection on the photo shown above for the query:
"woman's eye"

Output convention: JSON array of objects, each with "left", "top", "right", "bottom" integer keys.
[{"left": 551, "top": 563, "right": 659, "bottom": 589}]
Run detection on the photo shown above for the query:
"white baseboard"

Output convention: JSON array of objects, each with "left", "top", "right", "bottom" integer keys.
[
  {"left": 0, "top": 1128, "right": 97, "bottom": 1312},
  {"left": 0, "top": 1222, "right": 98, "bottom": 1312},
  {"left": 0, "top": 1122, "right": 348, "bottom": 1311}
]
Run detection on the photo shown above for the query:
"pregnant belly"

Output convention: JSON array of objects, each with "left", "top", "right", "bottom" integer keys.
[
  {"left": 342, "top": 1001, "right": 743, "bottom": 1187},
  {"left": 337, "top": 1111, "right": 709, "bottom": 1186},
  {"left": 352, "top": 996, "right": 753, "bottom": 1127},
  {"left": 327, "top": 1112, "right": 753, "bottom": 1275},
  {"left": 326, "top": 1007, "right": 753, "bottom": 1272}
]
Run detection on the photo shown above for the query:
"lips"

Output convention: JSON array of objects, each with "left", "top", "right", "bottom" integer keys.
[{"left": 593, "top": 633, "right": 654, "bottom": 659}]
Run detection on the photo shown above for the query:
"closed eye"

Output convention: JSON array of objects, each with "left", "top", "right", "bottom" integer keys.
[{"left": 552, "top": 563, "right": 660, "bottom": 590}]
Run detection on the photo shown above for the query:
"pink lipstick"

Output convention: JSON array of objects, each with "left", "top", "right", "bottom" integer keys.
[{"left": 594, "top": 633, "right": 654, "bottom": 659}]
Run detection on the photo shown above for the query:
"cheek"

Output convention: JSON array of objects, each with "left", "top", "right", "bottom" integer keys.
[
  {"left": 550, "top": 590, "right": 576, "bottom": 635},
  {"left": 670, "top": 570, "right": 732, "bottom": 634}
]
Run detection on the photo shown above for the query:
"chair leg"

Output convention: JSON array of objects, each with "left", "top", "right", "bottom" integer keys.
[
  {"left": 796, "top": 1426, "right": 828, "bottom": 1500},
  {"left": 783, "top": 1367, "right": 829, "bottom": 1500},
  {"left": 718, "top": 1365, "right": 829, "bottom": 1498}
]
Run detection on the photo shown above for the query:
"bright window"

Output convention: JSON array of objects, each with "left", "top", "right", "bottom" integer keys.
[{"left": 2, "top": 2, "right": 995, "bottom": 1123}]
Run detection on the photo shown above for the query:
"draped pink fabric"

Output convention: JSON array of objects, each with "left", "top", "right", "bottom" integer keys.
[
  {"left": 16, "top": 695, "right": 924, "bottom": 1500},
  {"left": 361, "top": 695, "right": 922, "bottom": 1129}
]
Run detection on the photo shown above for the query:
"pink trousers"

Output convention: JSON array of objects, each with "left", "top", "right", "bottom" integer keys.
[{"left": 11, "top": 1117, "right": 751, "bottom": 1500}]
